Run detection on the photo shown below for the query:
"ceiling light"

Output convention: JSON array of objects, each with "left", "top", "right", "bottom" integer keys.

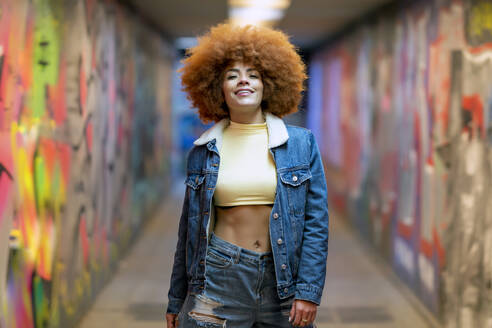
[
  {"left": 229, "top": 0, "right": 291, "bottom": 10},
  {"left": 228, "top": 0, "right": 291, "bottom": 27}
]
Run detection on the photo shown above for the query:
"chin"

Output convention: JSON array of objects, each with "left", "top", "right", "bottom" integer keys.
[
  {"left": 236, "top": 106, "right": 261, "bottom": 112},
  {"left": 240, "top": 99, "right": 262, "bottom": 106},
  {"left": 238, "top": 102, "right": 258, "bottom": 107}
]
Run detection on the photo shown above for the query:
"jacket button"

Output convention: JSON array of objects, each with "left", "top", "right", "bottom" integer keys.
[
  {"left": 273, "top": 213, "right": 279, "bottom": 219},
  {"left": 281, "top": 264, "right": 287, "bottom": 270},
  {"left": 284, "top": 288, "right": 288, "bottom": 293},
  {"left": 277, "top": 238, "right": 283, "bottom": 245},
  {"left": 292, "top": 175, "right": 298, "bottom": 182}
]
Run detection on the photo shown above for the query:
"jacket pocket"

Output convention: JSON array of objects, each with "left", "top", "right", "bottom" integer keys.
[
  {"left": 279, "top": 166, "right": 312, "bottom": 216},
  {"left": 185, "top": 173, "right": 206, "bottom": 190},
  {"left": 185, "top": 173, "right": 206, "bottom": 219}
]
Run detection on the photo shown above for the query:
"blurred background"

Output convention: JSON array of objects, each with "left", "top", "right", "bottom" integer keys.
[{"left": 0, "top": 0, "right": 491, "bottom": 327}]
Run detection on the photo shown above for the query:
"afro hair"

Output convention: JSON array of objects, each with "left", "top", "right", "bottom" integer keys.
[{"left": 179, "top": 23, "right": 307, "bottom": 123}]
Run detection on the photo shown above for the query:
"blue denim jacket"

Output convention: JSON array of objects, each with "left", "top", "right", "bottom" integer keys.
[{"left": 167, "top": 112, "right": 329, "bottom": 314}]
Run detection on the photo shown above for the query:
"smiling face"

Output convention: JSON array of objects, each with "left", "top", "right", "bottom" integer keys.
[{"left": 222, "top": 62, "right": 264, "bottom": 118}]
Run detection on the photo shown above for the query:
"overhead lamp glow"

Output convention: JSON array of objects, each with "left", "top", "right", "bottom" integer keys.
[
  {"left": 228, "top": 0, "right": 291, "bottom": 10},
  {"left": 228, "top": 0, "right": 291, "bottom": 27},
  {"left": 229, "top": 7, "right": 285, "bottom": 23}
]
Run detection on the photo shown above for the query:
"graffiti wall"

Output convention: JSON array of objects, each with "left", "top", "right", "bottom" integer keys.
[
  {"left": 307, "top": 0, "right": 492, "bottom": 326},
  {"left": 0, "top": 0, "right": 173, "bottom": 327}
]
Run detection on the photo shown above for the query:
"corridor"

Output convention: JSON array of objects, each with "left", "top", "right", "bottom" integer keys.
[
  {"left": 77, "top": 186, "right": 439, "bottom": 328},
  {"left": 2, "top": 0, "right": 492, "bottom": 327}
]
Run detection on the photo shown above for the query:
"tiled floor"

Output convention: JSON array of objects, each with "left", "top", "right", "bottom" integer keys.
[{"left": 77, "top": 187, "right": 441, "bottom": 328}]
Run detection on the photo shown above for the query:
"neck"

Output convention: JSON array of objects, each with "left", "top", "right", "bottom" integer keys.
[{"left": 229, "top": 107, "right": 264, "bottom": 124}]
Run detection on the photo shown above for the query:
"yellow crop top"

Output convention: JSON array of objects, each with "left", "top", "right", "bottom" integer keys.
[{"left": 213, "top": 120, "right": 277, "bottom": 206}]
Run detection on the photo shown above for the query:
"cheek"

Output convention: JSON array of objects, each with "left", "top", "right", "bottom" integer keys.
[
  {"left": 221, "top": 82, "right": 227, "bottom": 96},
  {"left": 259, "top": 81, "right": 268, "bottom": 99},
  {"left": 222, "top": 82, "right": 231, "bottom": 100},
  {"left": 257, "top": 78, "right": 264, "bottom": 90},
  {"left": 257, "top": 83, "right": 264, "bottom": 99}
]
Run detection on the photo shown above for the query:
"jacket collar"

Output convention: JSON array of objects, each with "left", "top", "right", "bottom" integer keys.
[{"left": 193, "top": 112, "right": 289, "bottom": 150}]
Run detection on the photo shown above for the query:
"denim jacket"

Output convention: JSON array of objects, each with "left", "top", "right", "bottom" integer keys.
[{"left": 167, "top": 112, "right": 329, "bottom": 314}]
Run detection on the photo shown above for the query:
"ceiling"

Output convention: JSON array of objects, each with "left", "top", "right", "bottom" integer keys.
[{"left": 120, "top": 0, "right": 394, "bottom": 50}]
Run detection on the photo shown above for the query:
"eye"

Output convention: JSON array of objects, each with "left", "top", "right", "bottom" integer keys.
[
  {"left": 226, "top": 75, "right": 237, "bottom": 80},
  {"left": 249, "top": 74, "right": 258, "bottom": 78}
]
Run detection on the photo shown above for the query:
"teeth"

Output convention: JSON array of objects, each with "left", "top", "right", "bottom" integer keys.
[{"left": 236, "top": 90, "right": 252, "bottom": 95}]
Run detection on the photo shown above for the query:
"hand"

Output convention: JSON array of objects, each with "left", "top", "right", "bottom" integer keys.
[
  {"left": 289, "top": 299, "right": 317, "bottom": 327},
  {"left": 166, "top": 313, "right": 179, "bottom": 328}
]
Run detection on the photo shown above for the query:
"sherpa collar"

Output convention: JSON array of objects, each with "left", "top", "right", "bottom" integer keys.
[{"left": 193, "top": 112, "right": 289, "bottom": 150}]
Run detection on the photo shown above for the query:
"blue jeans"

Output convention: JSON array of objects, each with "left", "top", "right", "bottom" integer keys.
[{"left": 177, "top": 233, "right": 315, "bottom": 327}]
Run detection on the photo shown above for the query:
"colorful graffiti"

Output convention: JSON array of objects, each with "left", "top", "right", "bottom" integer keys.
[
  {"left": 0, "top": 0, "right": 173, "bottom": 327},
  {"left": 307, "top": 0, "right": 492, "bottom": 326}
]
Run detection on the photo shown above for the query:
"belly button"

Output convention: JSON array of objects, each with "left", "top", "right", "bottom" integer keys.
[{"left": 254, "top": 240, "right": 261, "bottom": 248}]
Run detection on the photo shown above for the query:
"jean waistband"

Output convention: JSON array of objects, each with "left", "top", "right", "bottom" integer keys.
[{"left": 209, "top": 233, "right": 273, "bottom": 264}]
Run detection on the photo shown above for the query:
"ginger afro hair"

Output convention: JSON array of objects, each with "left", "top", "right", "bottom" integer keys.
[{"left": 179, "top": 23, "right": 307, "bottom": 123}]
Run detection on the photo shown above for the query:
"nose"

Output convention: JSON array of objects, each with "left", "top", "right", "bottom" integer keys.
[{"left": 237, "top": 75, "right": 249, "bottom": 86}]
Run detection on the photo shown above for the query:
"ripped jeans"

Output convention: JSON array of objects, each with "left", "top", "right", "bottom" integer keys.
[{"left": 177, "top": 233, "right": 314, "bottom": 327}]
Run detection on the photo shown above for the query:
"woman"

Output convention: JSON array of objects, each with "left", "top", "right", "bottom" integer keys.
[{"left": 166, "top": 23, "right": 329, "bottom": 328}]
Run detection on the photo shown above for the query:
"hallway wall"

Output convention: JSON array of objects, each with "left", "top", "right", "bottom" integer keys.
[
  {"left": 307, "top": 0, "right": 492, "bottom": 326},
  {"left": 0, "top": 0, "right": 173, "bottom": 327}
]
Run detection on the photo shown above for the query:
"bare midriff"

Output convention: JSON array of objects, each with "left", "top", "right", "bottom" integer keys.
[{"left": 214, "top": 204, "right": 273, "bottom": 253}]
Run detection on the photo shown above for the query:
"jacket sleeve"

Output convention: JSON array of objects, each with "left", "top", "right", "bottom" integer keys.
[
  {"left": 166, "top": 181, "right": 190, "bottom": 314},
  {"left": 295, "top": 131, "right": 329, "bottom": 305}
]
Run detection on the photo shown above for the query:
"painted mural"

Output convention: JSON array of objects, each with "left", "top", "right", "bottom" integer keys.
[
  {"left": 307, "top": 0, "right": 492, "bottom": 326},
  {"left": 0, "top": 0, "right": 173, "bottom": 327}
]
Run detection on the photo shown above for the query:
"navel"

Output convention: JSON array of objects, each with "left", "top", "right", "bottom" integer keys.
[{"left": 254, "top": 240, "right": 261, "bottom": 249}]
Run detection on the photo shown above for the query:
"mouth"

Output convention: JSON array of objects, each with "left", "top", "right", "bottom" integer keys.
[{"left": 235, "top": 89, "right": 254, "bottom": 96}]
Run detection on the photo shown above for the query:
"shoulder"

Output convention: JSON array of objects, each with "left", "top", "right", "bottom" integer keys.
[
  {"left": 187, "top": 144, "right": 206, "bottom": 158},
  {"left": 185, "top": 145, "right": 208, "bottom": 173},
  {"left": 286, "top": 124, "right": 312, "bottom": 135},
  {"left": 285, "top": 124, "right": 313, "bottom": 144}
]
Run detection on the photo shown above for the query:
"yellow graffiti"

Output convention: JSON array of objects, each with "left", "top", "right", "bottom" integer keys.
[
  {"left": 30, "top": 0, "right": 61, "bottom": 118},
  {"left": 469, "top": 2, "right": 492, "bottom": 38}
]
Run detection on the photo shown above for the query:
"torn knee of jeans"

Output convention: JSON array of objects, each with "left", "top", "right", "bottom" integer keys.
[
  {"left": 188, "top": 294, "right": 226, "bottom": 326},
  {"left": 188, "top": 311, "right": 226, "bottom": 326},
  {"left": 195, "top": 293, "right": 223, "bottom": 308}
]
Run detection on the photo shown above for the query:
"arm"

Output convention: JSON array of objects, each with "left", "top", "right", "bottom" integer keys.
[
  {"left": 295, "top": 131, "right": 329, "bottom": 305},
  {"left": 166, "top": 186, "right": 190, "bottom": 314}
]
